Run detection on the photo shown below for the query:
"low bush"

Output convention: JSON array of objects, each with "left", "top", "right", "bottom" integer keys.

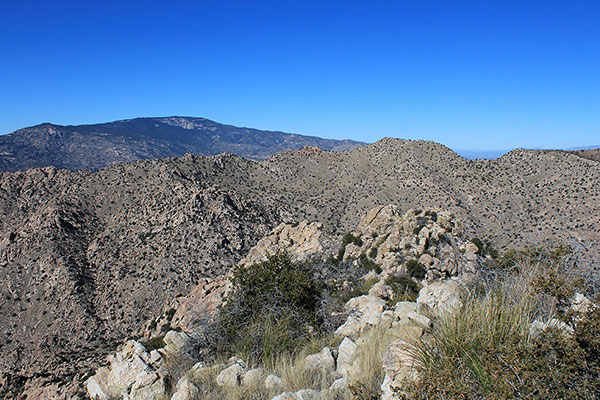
[
  {"left": 385, "top": 274, "right": 420, "bottom": 306},
  {"left": 337, "top": 278, "right": 379, "bottom": 303},
  {"left": 214, "top": 253, "right": 324, "bottom": 366},
  {"left": 141, "top": 336, "right": 165, "bottom": 351},
  {"left": 403, "top": 246, "right": 600, "bottom": 399},
  {"left": 337, "top": 232, "right": 363, "bottom": 260},
  {"left": 358, "top": 254, "right": 382, "bottom": 274},
  {"left": 405, "top": 259, "right": 426, "bottom": 279}
]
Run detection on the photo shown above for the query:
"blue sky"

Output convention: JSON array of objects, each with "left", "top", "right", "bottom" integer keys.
[{"left": 1, "top": 0, "right": 598, "bottom": 149}]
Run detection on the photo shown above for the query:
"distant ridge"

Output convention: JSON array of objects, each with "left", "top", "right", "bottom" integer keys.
[{"left": 0, "top": 116, "right": 365, "bottom": 172}]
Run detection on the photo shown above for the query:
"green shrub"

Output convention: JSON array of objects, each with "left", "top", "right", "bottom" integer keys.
[
  {"left": 368, "top": 247, "right": 378, "bottom": 259},
  {"left": 405, "top": 259, "right": 426, "bottom": 279},
  {"left": 470, "top": 237, "right": 499, "bottom": 258},
  {"left": 424, "top": 210, "right": 438, "bottom": 221},
  {"left": 358, "top": 254, "right": 382, "bottom": 274},
  {"left": 215, "top": 253, "right": 324, "bottom": 365},
  {"left": 337, "top": 232, "right": 364, "bottom": 260},
  {"left": 141, "top": 336, "right": 165, "bottom": 351},
  {"left": 342, "top": 232, "right": 363, "bottom": 247},
  {"left": 385, "top": 274, "right": 420, "bottom": 306},
  {"left": 338, "top": 278, "right": 379, "bottom": 303},
  {"left": 413, "top": 225, "right": 426, "bottom": 235}
]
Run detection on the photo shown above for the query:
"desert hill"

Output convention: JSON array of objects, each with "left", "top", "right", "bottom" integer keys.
[
  {"left": 0, "top": 117, "right": 365, "bottom": 172},
  {"left": 0, "top": 138, "right": 599, "bottom": 397}
]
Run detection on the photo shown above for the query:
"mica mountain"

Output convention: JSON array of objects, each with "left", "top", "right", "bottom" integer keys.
[{"left": 0, "top": 117, "right": 365, "bottom": 172}]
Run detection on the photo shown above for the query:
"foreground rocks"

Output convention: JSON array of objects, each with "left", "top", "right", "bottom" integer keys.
[{"left": 85, "top": 205, "right": 486, "bottom": 400}]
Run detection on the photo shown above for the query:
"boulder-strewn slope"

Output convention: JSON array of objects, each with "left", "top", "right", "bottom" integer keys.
[
  {"left": 0, "top": 117, "right": 365, "bottom": 172},
  {"left": 1, "top": 138, "right": 599, "bottom": 398},
  {"left": 85, "top": 205, "right": 483, "bottom": 400},
  {"left": 0, "top": 161, "right": 283, "bottom": 398}
]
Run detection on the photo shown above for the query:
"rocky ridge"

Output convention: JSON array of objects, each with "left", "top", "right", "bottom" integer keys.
[
  {"left": 84, "top": 205, "right": 486, "bottom": 400},
  {"left": 1, "top": 138, "right": 599, "bottom": 398}
]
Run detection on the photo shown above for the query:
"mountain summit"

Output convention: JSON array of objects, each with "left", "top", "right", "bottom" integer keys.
[{"left": 0, "top": 117, "right": 365, "bottom": 172}]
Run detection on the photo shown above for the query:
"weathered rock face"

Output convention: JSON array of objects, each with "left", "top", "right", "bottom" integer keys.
[
  {"left": 416, "top": 279, "right": 468, "bottom": 316},
  {"left": 341, "top": 205, "right": 482, "bottom": 280},
  {"left": 335, "top": 295, "right": 386, "bottom": 338},
  {"left": 86, "top": 340, "right": 164, "bottom": 400},
  {"left": 303, "top": 347, "right": 335, "bottom": 375},
  {"left": 240, "top": 220, "right": 334, "bottom": 266}
]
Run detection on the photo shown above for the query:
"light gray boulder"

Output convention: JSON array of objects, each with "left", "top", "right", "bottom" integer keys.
[
  {"left": 216, "top": 363, "right": 244, "bottom": 387},
  {"left": 336, "top": 338, "right": 358, "bottom": 377},
  {"left": 304, "top": 347, "right": 335, "bottom": 374},
  {"left": 171, "top": 378, "right": 200, "bottom": 400},
  {"left": 416, "top": 279, "right": 465, "bottom": 316},
  {"left": 242, "top": 367, "right": 265, "bottom": 386},
  {"left": 265, "top": 374, "right": 284, "bottom": 392},
  {"left": 335, "top": 295, "right": 386, "bottom": 338}
]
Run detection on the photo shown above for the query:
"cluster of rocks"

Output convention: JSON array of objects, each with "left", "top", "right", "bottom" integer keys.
[
  {"left": 86, "top": 330, "right": 197, "bottom": 400},
  {"left": 95, "top": 203, "right": 590, "bottom": 400},
  {"left": 4, "top": 134, "right": 599, "bottom": 399},
  {"left": 342, "top": 205, "right": 483, "bottom": 280},
  {"left": 87, "top": 205, "right": 481, "bottom": 400}
]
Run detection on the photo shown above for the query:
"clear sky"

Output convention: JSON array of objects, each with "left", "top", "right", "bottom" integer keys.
[{"left": 1, "top": 0, "right": 598, "bottom": 149}]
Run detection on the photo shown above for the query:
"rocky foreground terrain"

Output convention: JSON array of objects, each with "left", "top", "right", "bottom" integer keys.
[
  {"left": 0, "top": 138, "right": 599, "bottom": 398},
  {"left": 83, "top": 205, "right": 597, "bottom": 400},
  {"left": 0, "top": 117, "right": 364, "bottom": 172},
  {"left": 85, "top": 205, "right": 485, "bottom": 400}
]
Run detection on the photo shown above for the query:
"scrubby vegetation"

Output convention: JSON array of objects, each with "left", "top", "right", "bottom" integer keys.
[
  {"left": 214, "top": 253, "right": 325, "bottom": 366},
  {"left": 213, "top": 252, "right": 386, "bottom": 367},
  {"left": 337, "top": 232, "right": 363, "bottom": 260},
  {"left": 405, "top": 259, "right": 426, "bottom": 279},
  {"left": 385, "top": 274, "right": 420, "bottom": 306},
  {"left": 402, "top": 246, "right": 600, "bottom": 399}
]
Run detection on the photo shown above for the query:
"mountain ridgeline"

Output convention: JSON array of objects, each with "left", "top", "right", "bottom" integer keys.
[
  {"left": 0, "top": 117, "right": 365, "bottom": 172},
  {"left": 0, "top": 137, "right": 599, "bottom": 398}
]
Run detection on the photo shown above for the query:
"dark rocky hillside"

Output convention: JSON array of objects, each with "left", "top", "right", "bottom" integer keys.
[
  {"left": 0, "top": 117, "right": 365, "bottom": 172},
  {"left": 0, "top": 138, "right": 599, "bottom": 398}
]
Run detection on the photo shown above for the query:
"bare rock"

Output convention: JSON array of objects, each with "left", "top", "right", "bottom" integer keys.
[
  {"left": 416, "top": 279, "right": 466, "bottom": 316},
  {"left": 265, "top": 374, "right": 284, "bottom": 392},
  {"left": 242, "top": 368, "right": 265, "bottom": 386},
  {"left": 171, "top": 378, "right": 200, "bottom": 400},
  {"left": 336, "top": 338, "right": 358, "bottom": 376},
  {"left": 381, "top": 339, "right": 420, "bottom": 400},
  {"left": 216, "top": 363, "right": 245, "bottom": 388},
  {"left": 241, "top": 221, "right": 331, "bottom": 266},
  {"left": 304, "top": 347, "right": 335, "bottom": 375},
  {"left": 335, "top": 295, "right": 386, "bottom": 338}
]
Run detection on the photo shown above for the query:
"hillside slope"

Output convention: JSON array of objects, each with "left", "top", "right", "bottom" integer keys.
[
  {"left": 1, "top": 138, "right": 599, "bottom": 397},
  {"left": 0, "top": 117, "right": 365, "bottom": 172}
]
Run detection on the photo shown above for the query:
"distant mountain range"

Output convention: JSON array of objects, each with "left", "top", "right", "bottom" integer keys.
[
  {"left": 1, "top": 117, "right": 597, "bottom": 170},
  {"left": 0, "top": 117, "right": 365, "bottom": 172},
  {"left": 455, "top": 145, "right": 600, "bottom": 160}
]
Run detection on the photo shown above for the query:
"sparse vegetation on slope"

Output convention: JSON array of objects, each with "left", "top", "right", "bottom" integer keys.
[{"left": 403, "top": 247, "right": 600, "bottom": 399}]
